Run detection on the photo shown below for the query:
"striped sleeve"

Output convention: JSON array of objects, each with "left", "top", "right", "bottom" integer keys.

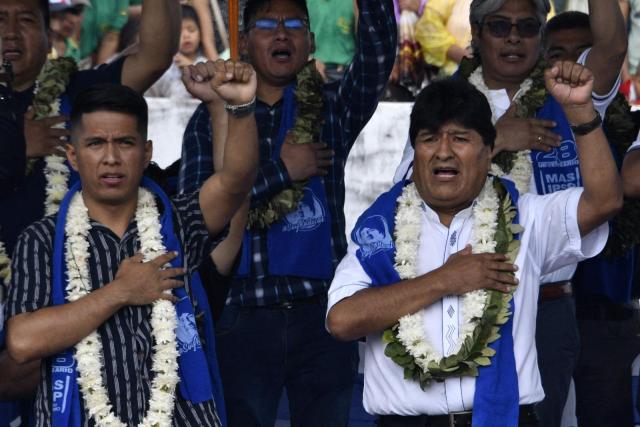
[
  {"left": 172, "top": 192, "right": 228, "bottom": 275},
  {"left": 5, "top": 218, "right": 55, "bottom": 319},
  {"left": 178, "top": 103, "right": 214, "bottom": 194}
]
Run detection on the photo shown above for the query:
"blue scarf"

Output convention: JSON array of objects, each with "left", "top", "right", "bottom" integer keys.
[
  {"left": 531, "top": 96, "right": 582, "bottom": 194},
  {"left": 51, "top": 178, "right": 217, "bottom": 427},
  {"left": 352, "top": 179, "right": 520, "bottom": 427},
  {"left": 237, "top": 85, "right": 334, "bottom": 280}
]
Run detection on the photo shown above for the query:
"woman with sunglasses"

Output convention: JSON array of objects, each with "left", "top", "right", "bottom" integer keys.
[{"left": 393, "top": 1, "right": 626, "bottom": 426}]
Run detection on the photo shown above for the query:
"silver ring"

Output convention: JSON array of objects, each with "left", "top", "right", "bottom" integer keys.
[{"left": 537, "top": 135, "right": 543, "bottom": 143}]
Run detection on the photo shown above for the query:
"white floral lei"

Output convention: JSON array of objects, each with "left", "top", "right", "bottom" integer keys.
[
  {"left": 394, "top": 179, "right": 499, "bottom": 370},
  {"left": 468, "top": 67, "right": 533, "bottom": 194},
  {"left": 66, "top": 188, "right": 179, "bottom": 427}
]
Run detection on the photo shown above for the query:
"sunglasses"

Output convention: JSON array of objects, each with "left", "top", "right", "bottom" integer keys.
[
  {"left": 249, "top": 17, "right": 308, "bottom": 31},
  {"left": 483, "top": 18, "right": 541, "bottom": 38}
]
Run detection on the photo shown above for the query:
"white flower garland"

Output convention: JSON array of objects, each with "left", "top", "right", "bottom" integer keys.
[
  {"left": 469, "top": 67, "right": 533, "bottom": 194},
  {"left": 65, "top": 188, "right": 179, "bottom": 427},
  {"left": 393, "top": 180, "right": 499, "bottom": 369},
  {"left": 37, "top": 84, "right": 71, "bottom": 216}
]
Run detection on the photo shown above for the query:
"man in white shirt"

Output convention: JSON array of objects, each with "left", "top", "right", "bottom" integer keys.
[
  {"left": 326, "top": 62, "right": 621, "bottom": 426},
  {"left": 391, "top": 1, "right": 626, "bottom": 425}
]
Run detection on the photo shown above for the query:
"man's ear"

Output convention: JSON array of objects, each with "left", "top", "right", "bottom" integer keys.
[
  {"left": 144, "top": 140, "right": 153, "bottom": 168},
  {"left": 309, "top": 31, "right": 316, "bottom": 55},
  {"left": 66, "top": 142, "right": 79, "bottom": 172},
  {"left": 471, "top": 23, "right": 481, "bottom": 50}
]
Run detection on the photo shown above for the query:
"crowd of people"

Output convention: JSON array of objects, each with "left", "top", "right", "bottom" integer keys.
[{"left": 1, "top": 0, "right": 640, "bottom": 427}]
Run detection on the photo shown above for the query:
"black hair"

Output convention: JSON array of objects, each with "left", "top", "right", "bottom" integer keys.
[
  {"left": 71, "top": 84, "right": 148, "bottom": 140},
  {"left": 38, "top": 0, "right": 50, "bottom": 28},
  {"left": 409, "top": 78, "right": 496, "bottom": 149},
  {"left": 545, "top": 11, "right": 590, "bottom": 36},
  {"left": 181, "top": 4, "right": 201, "bottom": 29},
  {"left": 242, "top": 0, "right": 309, "bottom": 32}
]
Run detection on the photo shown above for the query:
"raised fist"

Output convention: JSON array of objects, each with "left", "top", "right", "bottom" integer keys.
[
  {"left": 545, "top": 61, "right": 594, "bottom": 109},
  {"left": 182, "top": 59, "right": 257, "bottom": 106}
]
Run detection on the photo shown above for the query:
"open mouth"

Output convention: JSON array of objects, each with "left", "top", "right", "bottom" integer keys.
[
  {"left": 271, "top": 48, "right": 292, "bottom": 61},
  {"left": 500, "top": 51, "right": 526, "bottom": 62},
  {"left": 2, "top": 48, "right": 22, "bottom": 61},
  {"left": 433, "top": 167, "right": 459, "bottom": 179},
  {"left": 100, "top": 173, "right": 125, "bottom": 186}
]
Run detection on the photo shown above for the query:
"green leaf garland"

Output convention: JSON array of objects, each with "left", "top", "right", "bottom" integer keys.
[{"left": 246, "top": 60, "right": 325, "bottom": 229}]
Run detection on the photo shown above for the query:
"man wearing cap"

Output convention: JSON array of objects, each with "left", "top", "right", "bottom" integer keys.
[
  {"left": 0, "top": 0, "right": 181, "bottom": 424},
  {"left": 48, "top": 0, "right": 90, "bottom": 62}
]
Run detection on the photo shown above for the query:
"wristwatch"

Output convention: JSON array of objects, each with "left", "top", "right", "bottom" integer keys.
[
  {"left": 224, "top": 97, "right": 256, "bottom": 118},
  {"left": 570, "top": 111, "right": 602, "bottom": 136}
]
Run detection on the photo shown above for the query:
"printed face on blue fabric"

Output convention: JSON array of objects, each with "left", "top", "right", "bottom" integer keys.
[
  {"left": 472, "top": 0, "right": 543, "bottom": 90},
  {"left": 66, "top": 111, "right": 152, "bottom": 210},
  {"left": 412, "top": 122, "right": 492, "bottom": 224},
  {"left": 241, "top": 0, "right": 315, "bottom": 88},
  {"left": 0, "top": 0, "right": 50, "bottom": 91}
]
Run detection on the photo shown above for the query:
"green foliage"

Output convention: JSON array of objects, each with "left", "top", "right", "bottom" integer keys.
[
  {"left": 247, "top": 61, "right": 325, "bottom": 229},
  {"left": 383, "top": 179, "right": 522, "bottom": 389}
]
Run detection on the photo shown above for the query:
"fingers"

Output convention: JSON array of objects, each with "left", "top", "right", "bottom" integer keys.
[
  {"left": 128, "top": 253, "right": 145, "bottom": 264},
  {"left": 527, "top": 119, "right": 561, "bottom": 151},
  {"left": 24, "top": 107, "right": 36, "bottom": 120},
  {"left": 150, "top": 251, "right": 179, "bottom": 267},
  {"left": 159, "top": 266, "right": 186, "bottom": 279},
  {"left": 42, "top": 115, "right": 69, "bottom": 127},
  {"left": 160, "top": 278, "right": 184, "bottom": 291}
]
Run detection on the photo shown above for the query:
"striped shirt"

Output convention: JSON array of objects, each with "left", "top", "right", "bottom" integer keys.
[
  {"left": 5, "top": 191, "right": 223, "bottom": 427},
  {"left": 178, "top": 0, "right": 397, "bottom": 307}
]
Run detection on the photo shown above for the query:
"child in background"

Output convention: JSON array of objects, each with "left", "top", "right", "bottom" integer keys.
[{"left": 146, "top": 4, "right": 208, "bottom": 98}]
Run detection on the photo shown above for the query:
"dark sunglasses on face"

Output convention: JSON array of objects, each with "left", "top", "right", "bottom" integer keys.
[
  {"left": 249, "top": 17, "right": 308, "bottom": 31},
  {"left": 483, "top": 18, "right": 541, "bottom": 38}
]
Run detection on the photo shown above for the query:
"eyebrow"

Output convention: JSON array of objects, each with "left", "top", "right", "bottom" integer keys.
[{"left": 83, "top": 135, "right": 138, "bottom": 143}]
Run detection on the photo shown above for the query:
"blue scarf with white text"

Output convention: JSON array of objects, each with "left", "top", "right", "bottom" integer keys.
[
  {"left": 236, "top": 85, "right": 334, "bottom": 280},
  {"left": 50, "top": 178, "right": 216, "bottom": 427}
]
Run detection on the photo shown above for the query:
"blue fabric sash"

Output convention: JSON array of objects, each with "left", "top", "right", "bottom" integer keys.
[
  {"left": 237, "top": 85, "right": 334, "bottom": 280},
  {"left": 531, "top": 96, "right": 582, "bottom": 195},
  {"left": 351, "top": 179, "right": 520, "bottom": 427},
  {"left": 189, "top": 272, "right": 228, "bottom": 426},
  {"left": 51, "top": 178, "right": 214, "bottom": 427}
]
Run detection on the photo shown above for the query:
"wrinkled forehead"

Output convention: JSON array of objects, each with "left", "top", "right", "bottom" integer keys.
[{"left": 0, "top": 0, "right": 43, "bottom": 18}]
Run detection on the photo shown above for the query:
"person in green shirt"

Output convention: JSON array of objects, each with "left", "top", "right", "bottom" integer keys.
[
  {"left": 80, "top": 0, "right": 130, "bottom": 65},
  {"left": 308, "top": 0, "right": 356, "bottom": 82}
]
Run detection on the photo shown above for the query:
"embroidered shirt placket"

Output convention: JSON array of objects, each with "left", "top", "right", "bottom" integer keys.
[{"left": 441, "top": 218, "right": 466, "bottom": 412}]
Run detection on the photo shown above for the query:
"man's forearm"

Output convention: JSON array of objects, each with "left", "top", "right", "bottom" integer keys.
[
  {"left": 121, "top": 0, "right": 181, "bottom": 92},
  {"left": 327, "top": 270, "right": 449, "bottom": 342},
  {"left": 219, "top": 113, "right": 258, "bottom": 195},
  {"left": 200, "top": 113, "right": 258, "bottom": 235},
  {"left": 587, "top": 0, "right": 627, "bottom": 95},
  {"left": 6, "top": 281, "right": 127, "bottom": 364}
]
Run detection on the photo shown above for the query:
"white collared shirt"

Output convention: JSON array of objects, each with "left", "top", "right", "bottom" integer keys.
[
  {"left": 392, "top": 48, "right": 619, "bottom": 284},
  {"left": 327, "top": 188, "right": 608, "bottom": 416}
]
